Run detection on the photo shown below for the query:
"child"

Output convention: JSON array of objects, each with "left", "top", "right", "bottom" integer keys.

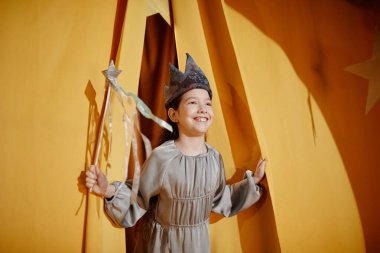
[{"left": 86, "top": 53, "right": 266, "bottom": 253}]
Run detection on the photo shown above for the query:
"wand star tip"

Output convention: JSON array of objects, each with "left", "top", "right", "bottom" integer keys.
[{"left": 102, "top": 60, "right": 122, "bottom": 79}]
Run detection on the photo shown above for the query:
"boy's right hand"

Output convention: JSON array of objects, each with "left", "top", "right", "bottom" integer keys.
[{"left": 86, "top": 165, "right": 109, "bottom": 197}]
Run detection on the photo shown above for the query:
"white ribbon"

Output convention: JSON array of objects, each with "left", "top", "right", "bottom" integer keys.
[{"left": 102, "top": 61, "right": 170, "bottom": 204}]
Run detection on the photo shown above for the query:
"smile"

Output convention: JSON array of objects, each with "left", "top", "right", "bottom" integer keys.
[{"left": 194, "top": 117, "right": 208, "bottom": 122}]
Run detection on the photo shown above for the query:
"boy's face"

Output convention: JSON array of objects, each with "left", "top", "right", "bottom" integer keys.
[{"left": 169, "top": 89, "right": 213, "bottom": 137}]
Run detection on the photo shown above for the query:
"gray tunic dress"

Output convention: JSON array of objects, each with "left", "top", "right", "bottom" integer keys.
[{"left": 105, "top": 140, "right": 262, "bottom": 253}]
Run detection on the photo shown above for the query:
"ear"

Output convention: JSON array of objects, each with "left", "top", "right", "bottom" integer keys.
[{"left": 168, "top": 108, "right": 178, "bottom": 123}]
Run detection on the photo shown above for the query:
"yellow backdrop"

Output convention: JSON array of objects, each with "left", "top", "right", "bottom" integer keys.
[{"left": 1, "top": 0, "right": 378, "bottom": 252}]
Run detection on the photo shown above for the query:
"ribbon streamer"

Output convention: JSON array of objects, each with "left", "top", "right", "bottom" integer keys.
[
  {"left": 98, "top": 60, "right": 170, "bottom": 203},
  {"left": 104, "top": 63, "right": 172, "bottom": 132}
]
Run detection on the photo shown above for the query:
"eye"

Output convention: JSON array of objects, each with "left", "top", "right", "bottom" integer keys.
[
  {"left": 188, "top": 100, "right": 197, "bottom": 105},
  {"left": 206, "top": 102, "right": 212, "bottom": 106}
]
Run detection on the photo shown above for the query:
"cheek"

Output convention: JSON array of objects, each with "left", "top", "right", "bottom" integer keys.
[{"left": 208, "top": 108, "right": 214, "bottom": 118}]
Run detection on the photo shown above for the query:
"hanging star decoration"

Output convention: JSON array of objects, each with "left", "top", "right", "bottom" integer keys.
[
  {"left": 95, "top": 61, "right": 172, "bottom": 203},
  {"left": 146, "top": 0, "right": 171, "bottom": 25},
  {"left": 345, "top": 27, "right": 380, "bottom": 114}
]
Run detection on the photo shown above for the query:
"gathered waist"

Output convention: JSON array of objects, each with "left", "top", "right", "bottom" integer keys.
[
  {"left": 153, "top": 218, "right": 209, "bottom": 229},
  {"left": 151, "top": 192, "right": 214, "bottom": 228}
]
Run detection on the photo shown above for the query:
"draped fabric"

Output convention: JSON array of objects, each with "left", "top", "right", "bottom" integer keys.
[{"left": 0, "top": 0, "right": 378, "bottom": 252}]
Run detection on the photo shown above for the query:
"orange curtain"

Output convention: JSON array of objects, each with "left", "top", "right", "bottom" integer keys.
[{"left": 218, "top": 1, "right": 378, "bottom": 251}]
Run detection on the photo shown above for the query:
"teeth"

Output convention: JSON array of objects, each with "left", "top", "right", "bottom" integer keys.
[{"left": 195, "top": 117, "right": 207, "bottom": 122}]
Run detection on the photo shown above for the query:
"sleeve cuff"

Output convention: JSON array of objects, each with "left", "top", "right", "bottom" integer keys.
[{"left": 104, "top": 181, "right": 123, "bottom": 203}]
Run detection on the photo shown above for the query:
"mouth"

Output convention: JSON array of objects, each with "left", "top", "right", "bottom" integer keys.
[{"left": 193, "top": 116, "right": 208, "bottom": 122}]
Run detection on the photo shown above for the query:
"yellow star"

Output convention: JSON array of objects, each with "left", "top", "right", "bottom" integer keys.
[
  {"left": 146, "top": 0, "right": 171, "bottom": 25},
  {"left": 346, "top": 28, "right": 380, "bottom": 114}
]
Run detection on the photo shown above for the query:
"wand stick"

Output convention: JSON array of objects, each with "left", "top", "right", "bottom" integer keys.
[
  {"left": 90, "top": 61, "right": 121, "bottom": 192},
  {"left": 93, "top": 84, "right": 112, "bottom": 167}
]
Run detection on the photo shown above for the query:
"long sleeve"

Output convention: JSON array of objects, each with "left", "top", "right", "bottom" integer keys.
[
  {"left": 212, "top": 155, "right": 262, "bottom": 217},
  {"left": 104, "top": 150, "right": 167, "bottom": 228}
]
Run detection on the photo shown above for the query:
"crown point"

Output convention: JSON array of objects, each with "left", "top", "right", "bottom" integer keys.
[{"left": 164, "top": 54, "right": 212, "bottom": 106}]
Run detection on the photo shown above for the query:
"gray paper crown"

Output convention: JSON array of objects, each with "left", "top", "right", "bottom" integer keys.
[{"left": 164, "top": 53, "right": 212, "bottom": 106}]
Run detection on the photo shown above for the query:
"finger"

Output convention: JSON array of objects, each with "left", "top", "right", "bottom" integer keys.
[
  {"left": 256, "top": 159, "right": 265, "bottom": 170},
  {"left": 85, "top": 170, "right": 97, "bottom": 180},
  {"left": 85, "top": 182, "right": 95, "bottom": 189},
  {"left": 258, "top": 162, "right": 266, "bottom": 171},
  {"left": 85, "top": 177, "right": 96, "bottom": 185},
  {"left": 86, "top": 173, "right": 98, "bottom": 180}
]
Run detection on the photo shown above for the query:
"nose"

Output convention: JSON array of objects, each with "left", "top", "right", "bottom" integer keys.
[{"left": 198, "top": 104, "right": 207, "bottom": 114}]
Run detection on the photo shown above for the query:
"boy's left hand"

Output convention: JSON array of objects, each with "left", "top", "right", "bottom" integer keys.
[{"left": 254, "top": 158, "right": 266, "bottom": 184}]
